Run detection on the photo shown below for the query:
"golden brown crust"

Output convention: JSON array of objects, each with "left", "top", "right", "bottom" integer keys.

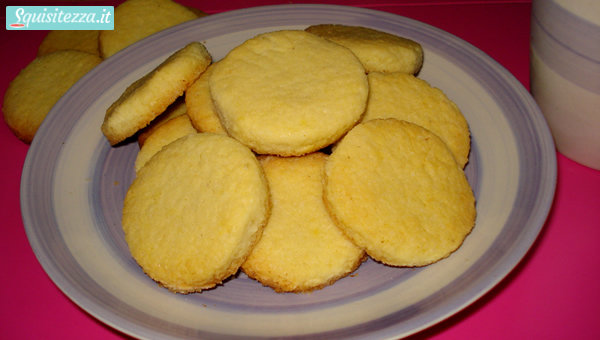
[
  {"left": 305, "top": 24, "right": 423, "bottom": 74},
  {"left": 101, "top": 41, "right": 211, "bottom": 145},
  {"left": 185, "top": 62, "right": 227, "bottom": 135},
  {"left": 362, "top": 72, "right": 471, "bottom": 168},
  {"left": 186, "top": 6, "right": 209, "bottom": 18},
  {"left": 3, "top": 50, "right": 102, "bottom": 144},
  {"left": 209, "top": 30, "right": 368, "bottom": 156},
  {"left": 134, "top": 114, "right": 197, "bottom": 172},
  {"left": 137, "top": 96, "right": 187, "bottom": 148},
  {"left": 123, "top": 133, "right": 270, "bottom": 294},
  {"left": 99, "top": 0, "right": 198, "bottom": 59},
  {"left": 38, "top": 30, "right": 101, "bottom": 57},
  {"left": 242, "top": 153, "right": 365, "bottom": 293},
  {"left": 324, "top": 119, "right": 476, "bottom": 267}
]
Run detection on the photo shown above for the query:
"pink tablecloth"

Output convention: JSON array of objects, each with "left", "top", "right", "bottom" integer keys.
[{"left": 1, "top": 1, "right": 599, "bottom": 339}]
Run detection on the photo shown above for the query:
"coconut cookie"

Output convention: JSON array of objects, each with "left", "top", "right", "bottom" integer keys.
[
  {"left": 3, "top": 50, "right": 102, "bottom": 144},
  {"left": 242, "top": 153, "right": 365, "bottom": 293},
  {"left": 324, "top": 119, "right": 476, "bottom": 267},
  {"left": 38, "top": 30, "right": 101, "bottom": 57},
  {"left": 134, "top": 114, "right": 197, "bottom": 172},
  {"left": 209, "top": 30, "right": 368, "bottom": 156},
  {"left": 137, "top": 96, "right": 187, "bottom": 148},
  {"left": 99, "top": 0, "right": 198, "bottom": 59},
  {"left": 362, "top": 72, "right": 470, "bottom": 168},
  {"left": 186, "top": 62, "right": 227, "bottom": 135},
  {"left": 101, "top": 41, "right": 211, "bottom": 145},
  {"left": 123, "top": 133, "right": 270, "bottom": 294},
  {"left": 305, "top": 24, "right": 423, "bottom": 74}
]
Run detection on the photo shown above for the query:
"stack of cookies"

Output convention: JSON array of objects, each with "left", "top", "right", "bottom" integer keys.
[
  {"left": 2, "top": 0, "right": 208, "bottom": 144},
  {"left": 101, "top": 24, "right": 476, "bottom": 294}
]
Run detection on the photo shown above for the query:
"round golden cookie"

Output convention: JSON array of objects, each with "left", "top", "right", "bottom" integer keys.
[
  {"left": 99, "top": 0, "right": 198, "bottom": 59},
  {"left": 185, "top": 62, "right": 227, "bottom": 135},
  {"left": 3, "top": 50, "right": 102, "bottom": 144},
  {"left": 101, "top": 41, "right": 211, "bottom": 145},
  {"left": 137, "top": 96, "right": 187, "bottom": 148},
  {"left": 209, "top": 30, "right": 368, "bottom": 156},
  {"left": 324, "top": 119, "right": 476, "bottom": 267},
  {"left": 242, "top": 153, "right": 366, "bottom": 293},
  {"left": 362, "top": 72, "right": 471, "bottom": 168},
  {"left": 38, "top": 30, "right": 101, "bottom": 57},
  {"left": 305, "top": 24, "right": 423, "bottom": 74},
  {"left": 134, "top": 114, "right": 197, "bottom": 172},
  {"left": 123, "top": 133, "right": 270, "bottom": 294}
]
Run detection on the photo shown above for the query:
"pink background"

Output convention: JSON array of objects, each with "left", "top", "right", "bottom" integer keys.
[{"left": 1, "top": 1, "right": 599, "bottom": 339}]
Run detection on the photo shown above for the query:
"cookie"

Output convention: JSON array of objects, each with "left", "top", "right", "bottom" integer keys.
[
  {"left": 305, "top": 24, "right": 423, "bottom": 74},
  {"left": 122, "top": 133, "right": 270, "bottom": 293},
  {"left": 324, "top": 119, "right": 476, "bottom": 267},
  {"left": 186, "top": 6, "right": 209, "bottom": 18},
  {"left": 3, "top": 50, "right": 102, "bottom": 144},
  {"left": 137, "top": 96, "right": 187, "bottom": 148},
  {"left": 209, "top": 30, "right": 368, "bottom": 156},
  {"left": 185, "top": 62, "right": 227, "bottom": 134},
  {"left": 242, "top": 153, "right": 366, "bottom": 293},
  {"left": 101, "top": 41, "right": 211, "bottom": 145},
  {"left": 38, "top": 30, "right": 101, "bottom": 57},
  {"left": 134, "top": 114, "right": 197, "bottom": 172},
  {"left": 99, "top": 0, "right": 198, "bottom": 59},
  {"left": 362, "top": 72, "right": 471, "bottom": 168}
]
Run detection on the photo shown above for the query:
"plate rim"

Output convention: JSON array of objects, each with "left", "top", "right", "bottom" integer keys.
[{"left": 21, "top": 4, "right": 557, "bottom": 339}]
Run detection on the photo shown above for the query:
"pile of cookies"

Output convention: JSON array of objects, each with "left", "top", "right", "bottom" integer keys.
[
  {"left": 107, "top": 24, "right": 477, "bottom": 295},
  {"left": 2, "top": 0, "right": 208, "bottom": 144}
]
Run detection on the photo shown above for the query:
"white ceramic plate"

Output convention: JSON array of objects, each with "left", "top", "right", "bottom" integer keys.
[{"left": 21, "top": 5, "right": 556, "bottom": 340}]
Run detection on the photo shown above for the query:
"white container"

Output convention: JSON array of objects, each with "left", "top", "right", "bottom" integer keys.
[{"left": 530, "top": 0, "right": 600, "bottom": 170}]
